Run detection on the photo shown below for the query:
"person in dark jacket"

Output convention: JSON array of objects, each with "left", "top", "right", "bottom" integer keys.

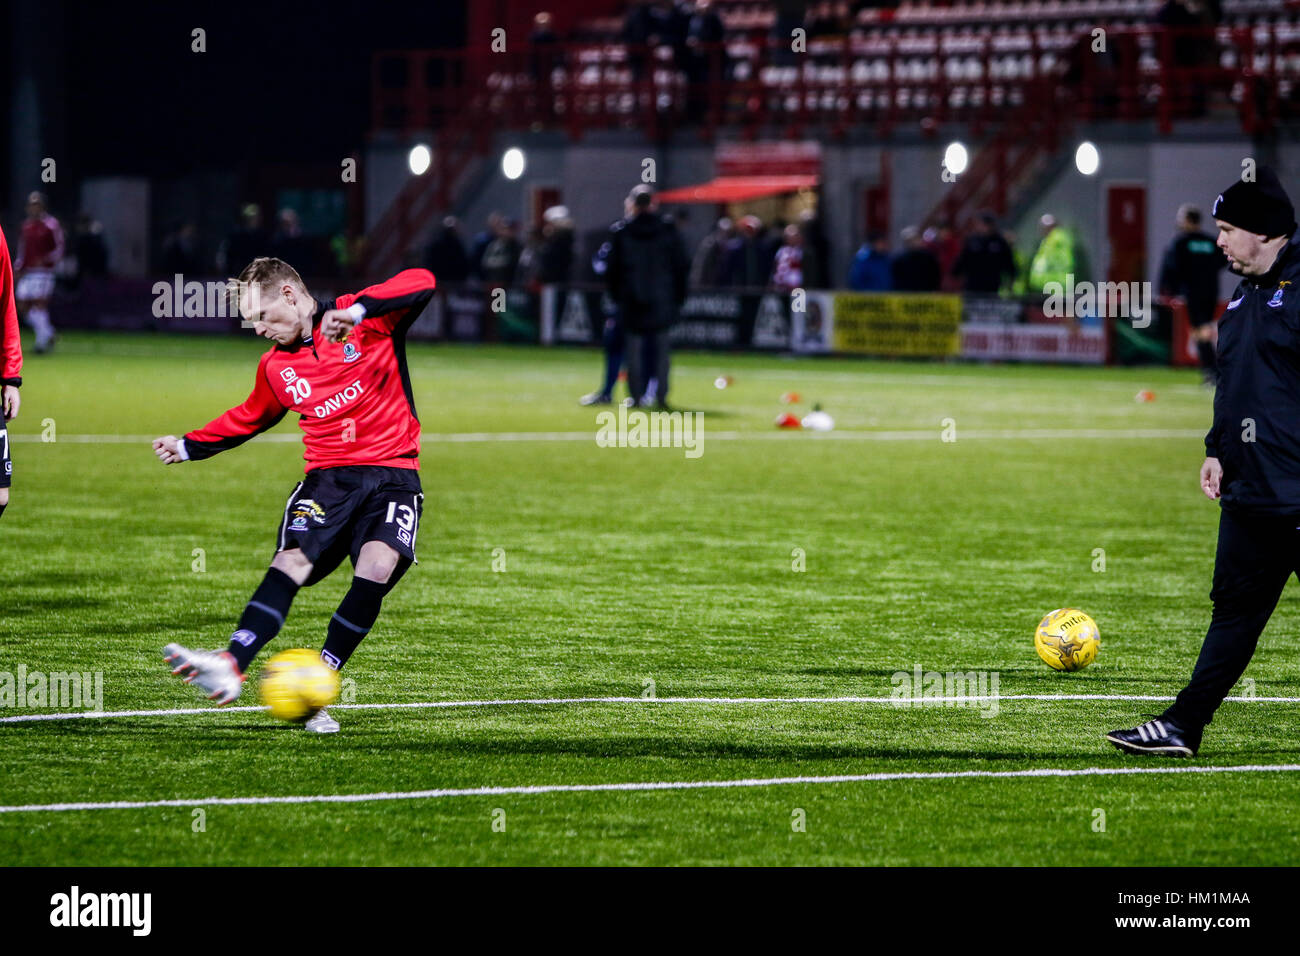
[
  {"left": 537, "top": 207, "right": 575, "bottom": 284},
  {"left": 891, "top": 226, "right": 941, "bottom": 292},
  {"left": 1109, "top": 166, "right": 1300, "bottom": 759},
  {"left": 605, "top": 185, "right": 688, "bottom": 408},
  {"left": 425, "top": 217, "right": 470, "bottom": 283},
  {"left": 1158, "top": 203, "right": 1227, "bottom": 383},
  {"left": 951, "top": 211, "right": 1017, "bottom": 294},
  {"left": 719, "top": 216, "right": 765, "bottom": 287}
]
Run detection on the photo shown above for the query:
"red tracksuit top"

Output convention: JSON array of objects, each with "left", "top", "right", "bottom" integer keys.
[
  {"left": 0, "top": 226, "right": 22, "bottom": 386},
  {"left": 182, "top": 270, "right": 436, "bottom": 472}
]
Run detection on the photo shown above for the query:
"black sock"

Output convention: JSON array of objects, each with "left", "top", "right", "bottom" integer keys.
[
  {"left": 321, "top": 577, "right": 390, "bottom": 671},
  {"left": 0, "top": 502, "right": 6, "bottom": 519},
  {"left": 1197, "top": 340, "right": 1217, "bottom": 373},
  {"left": 228, "top": 568, "right": 301, "bottom": 671}
]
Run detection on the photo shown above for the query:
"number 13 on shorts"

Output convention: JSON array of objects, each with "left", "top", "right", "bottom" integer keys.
[{"left": 385, "top": 499, "right": 418, "bottom": 549}]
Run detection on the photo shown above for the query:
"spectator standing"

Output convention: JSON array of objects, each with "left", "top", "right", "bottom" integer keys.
[
  {"left": 530, "top": 12, "right": 563, "bottom": 118},
  {"left": 891, "top": 226, "right": 941, "bottom": 292},
  {"left": 798, "top": 208, "right": 829, "bottom": 288},
  {"left": 848, "top": 234, "right": 893, "bottom": 291},
  {"left": 720, "top": 215, "right": 765, "bottom": 287},
  {"left": 606, "top": 186, "right": 688, "bottom": 408},
  {"left": 690, "top": 217, "right": 731, "bottom": 287},
  {"left": 469, "top": 212, "right": 504, "bottom": 279},
  {"left": 538, "top": 206, "right": 575, "bottom": 284},
  {"left": 770, "top": 224, "right": 806, "bottom": 292},
  {"left": 951, "top": 211, "right": 1017, "bottom": 294},
  {"left": 685, "top": 0, "right": 727, "bottom": 120},
  {"left": 425, "top": 216, "right": 470, "bottom": 282},
  {"left": 481, "top": 218, "right": 522, "bottom": 285}
]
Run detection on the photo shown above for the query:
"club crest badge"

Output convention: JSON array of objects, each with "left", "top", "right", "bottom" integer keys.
[
  {"left": 342, "top": 341, "right": 361, "bottom": 363},
  {"left": 1268, "top": 287, "right": 1286, "bottom": 308}
]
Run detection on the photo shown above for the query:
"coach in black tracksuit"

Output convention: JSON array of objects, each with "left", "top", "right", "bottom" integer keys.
[
  {"left": 606, "top": 185, "right": 688, "bottom": 408},
  {"left": 1110, "top": 166, "right": 1300, "bottom": 757}
]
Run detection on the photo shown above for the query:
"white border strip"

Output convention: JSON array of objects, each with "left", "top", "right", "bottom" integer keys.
[
  {"left": 1, "top": 693, "right": 1294, "bottom": 725},
  {"left": 3, "top": 763, "right": 1298, "bottom": 815}
]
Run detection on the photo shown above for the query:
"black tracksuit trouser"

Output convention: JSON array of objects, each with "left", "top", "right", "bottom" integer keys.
[{"left": 1165, "top": 506, "right": 1300, "bottom": 728}]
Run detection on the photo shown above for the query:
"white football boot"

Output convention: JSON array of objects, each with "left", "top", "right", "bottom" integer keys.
[
  {"left": 162, "top": 643, "right": 244, "bottom": 705},
  {"left": 304, "top": 709, "right": 339, "bottom": 734}
]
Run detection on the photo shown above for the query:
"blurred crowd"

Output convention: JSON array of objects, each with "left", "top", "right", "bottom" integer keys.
[{"left": 848, "top": 212, "right": 1087, "bottom": 297}]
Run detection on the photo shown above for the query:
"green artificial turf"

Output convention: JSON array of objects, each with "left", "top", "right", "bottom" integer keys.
[{"left": 0, "top": 330, "right": 1296, "bottom": 865}]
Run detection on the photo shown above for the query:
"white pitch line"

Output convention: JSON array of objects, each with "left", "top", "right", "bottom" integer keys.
[
  {"left": 1, "top": 693, "right": 1293, "bottom": 725},
  {"left": 2, "top": 763, "right": 1298, "bottom": 815},
  {"left": 9, "top": 428, "right": 1206, "bottom": 445}
]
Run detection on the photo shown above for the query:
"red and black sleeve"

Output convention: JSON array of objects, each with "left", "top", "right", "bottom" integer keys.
[
  {"left": 337, "top": 269, "right": 436, "bottom": 337},
  {"left": 0, "top": 226, "right": 22, "bottom": 387},
  {"left": 182, "top": 352, "right": 289, "bottom": 460}
]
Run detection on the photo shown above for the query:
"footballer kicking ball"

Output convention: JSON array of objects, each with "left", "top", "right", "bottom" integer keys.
[
  {"left": 259, "top": 648, "right": 340, "bottom": 721},
  {"left": 1034, "top": 609, "right": 1101, "bottom": 672}
]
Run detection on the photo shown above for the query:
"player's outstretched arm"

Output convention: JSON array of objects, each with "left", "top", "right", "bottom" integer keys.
[
  {"left": 336, "top": 269, "right": 436, "bottom": 337},
  {"left": 153, "top": 353, "right": 288, "bottom": 464}
]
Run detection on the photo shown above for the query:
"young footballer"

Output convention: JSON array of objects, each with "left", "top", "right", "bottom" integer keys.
[
  {"left": 0, "top": 224, "right": 23, "bottom": 515},
  {"left": 154, "top": 257, "right": 435, "bottom": 732},
  {"left": 14, "top": 191, "right": 64, "bottom": 354}
]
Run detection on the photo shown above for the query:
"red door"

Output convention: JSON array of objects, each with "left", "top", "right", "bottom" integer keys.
[{"left": 1107, "top": 185, "right": 1145, "bottom": 284}]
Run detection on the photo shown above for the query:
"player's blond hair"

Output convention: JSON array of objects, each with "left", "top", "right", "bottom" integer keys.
[{"left": 230, "top": 257, "right": 307, "bottom": 316}]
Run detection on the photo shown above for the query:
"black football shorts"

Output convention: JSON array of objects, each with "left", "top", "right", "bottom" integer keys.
[
  {"left": 0, "top": 422, "right": 11, "bottom": 489},
  {"left": 276, "top": 465, "right": 423, "bottom": 582}
]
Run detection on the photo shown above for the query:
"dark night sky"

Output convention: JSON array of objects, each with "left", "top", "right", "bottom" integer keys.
[{"left": 62, "top": 1, "right": 466, "bottom": 177}]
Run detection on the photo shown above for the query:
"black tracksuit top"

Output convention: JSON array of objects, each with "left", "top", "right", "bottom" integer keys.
[{"left": 1206, "top": 234, "right": 1300, "bottom": 517}]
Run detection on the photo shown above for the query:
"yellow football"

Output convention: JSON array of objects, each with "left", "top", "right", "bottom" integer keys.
[
  {"left": 1034, "top": 608, "right": 1101, "bottom": 672},
  {"left": 259, "top": 648, "right": 340, "bottom": 721}
]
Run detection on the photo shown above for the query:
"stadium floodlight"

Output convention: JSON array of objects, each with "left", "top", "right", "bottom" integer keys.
[
  {"left": 408, "top": 144, "right": 432, "bottom": 176},
  {"left": 502, "top": 147, "right": 526, "bottom": 180},
  {"left": 1075, "top": 141, "right": 1100, "bottom": 176},
  {"left": 943, "top": 141, "right": 968, "bottom": 176}
]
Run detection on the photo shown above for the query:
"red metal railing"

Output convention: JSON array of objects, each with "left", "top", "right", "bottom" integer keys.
[{"left": 372, "top": 25, "right": 1300, "bottom": 140}]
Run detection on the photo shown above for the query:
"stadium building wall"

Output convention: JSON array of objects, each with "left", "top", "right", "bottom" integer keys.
[{"left": 366, "top": 129, "right": 1284, "bottom": 302}]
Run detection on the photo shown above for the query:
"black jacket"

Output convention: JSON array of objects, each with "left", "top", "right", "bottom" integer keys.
[
  {"left": 1158, "top": 229, "right": 1225, "bottom": 320},
  {"left": 606, "top": 212, "right": 688, "bottom": 333},
  {"left": 952, "top": 232, "right": 1016, "bottom": 293},
  {"left": 1206, "top": 235, "right": 1300, "bottom": 516},
  {"left": 891, "top": 248, "right": 941, "bottom": 292}
]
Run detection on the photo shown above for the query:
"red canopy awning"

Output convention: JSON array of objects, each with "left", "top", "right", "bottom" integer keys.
[{"left": 654, "top": 175, "right": 819, "bottom": 204}]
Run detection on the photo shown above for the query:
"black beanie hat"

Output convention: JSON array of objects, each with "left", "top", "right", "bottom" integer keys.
[{"left": 1211, "top": 166, "right": 1296, "bottom": 238}]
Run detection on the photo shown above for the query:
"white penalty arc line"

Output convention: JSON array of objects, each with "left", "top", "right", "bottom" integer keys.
[
  {"left": 3, "top": 763, "right": 1299, "bottom": 815},
  {"left": 1, "top": 693, "right": 1295, "bottom": 725},
  {"left": 9, "top": 428, "right": 1207, "bottom": 445}
]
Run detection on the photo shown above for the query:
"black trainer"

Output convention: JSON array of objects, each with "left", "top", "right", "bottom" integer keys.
[{"left": 1106, "top": 716, "right": 1202, "bottom": 758}]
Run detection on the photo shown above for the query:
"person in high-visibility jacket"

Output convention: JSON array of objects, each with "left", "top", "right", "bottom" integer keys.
[{"left": 1027, "top": 214, "right": 1085, "bottom": 292}]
